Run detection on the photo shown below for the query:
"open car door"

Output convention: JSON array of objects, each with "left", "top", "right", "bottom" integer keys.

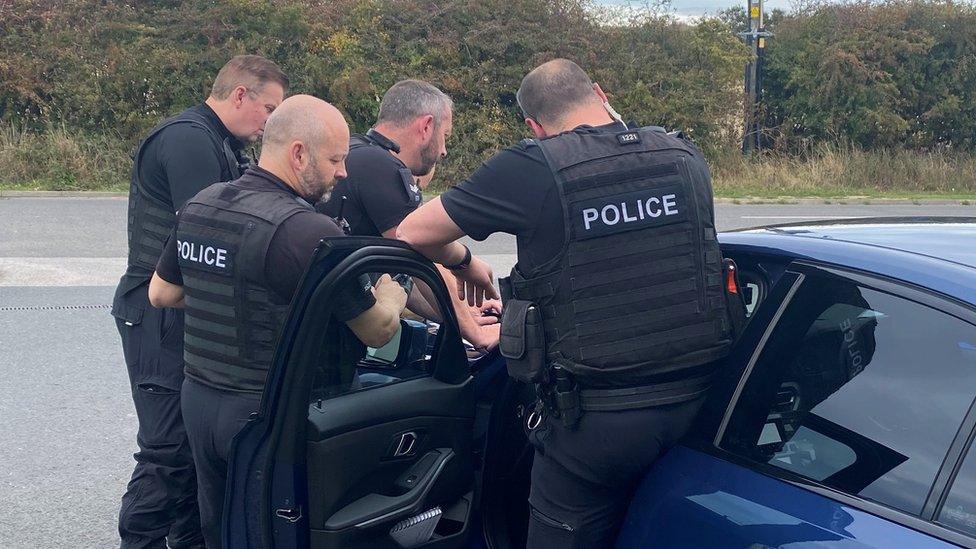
[{"left": 224, "top": 237, "right": 479, "bottom": 549}]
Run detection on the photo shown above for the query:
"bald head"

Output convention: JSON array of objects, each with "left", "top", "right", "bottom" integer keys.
[
  {"left": 259, "top": 95, "right": 350, "bottom": 202},
  {"left": 516, "top": 59, "right": 598, "bottom": 127},
  {"left": 262, "top": 95, "right": 347, "bottom": 153}
]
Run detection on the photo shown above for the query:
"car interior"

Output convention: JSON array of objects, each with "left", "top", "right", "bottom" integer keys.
[
  {"left": 720, "top": 274, "right": 912, "bottom": 498},
  {"left": 280, "top": 249, "right": 783, "bottom": 549},
  {"left": 296, "top": 266, "right": 536, "bottom": 549}
]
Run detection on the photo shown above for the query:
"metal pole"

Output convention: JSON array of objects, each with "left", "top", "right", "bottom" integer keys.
[{"left": 742, "top": 0, "right": 761, "bottom": 153}]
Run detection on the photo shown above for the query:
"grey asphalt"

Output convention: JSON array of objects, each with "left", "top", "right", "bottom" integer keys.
[{"left": 0, "top": 196, "right": 973, "bottom": 548}]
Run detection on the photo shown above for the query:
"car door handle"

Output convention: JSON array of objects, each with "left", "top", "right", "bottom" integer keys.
[
  {"left": 323, "top": 448, "right": 454, "bottom": 531},
  {"left": 392, "top": 431, "right": 418, "bottom": 457}
]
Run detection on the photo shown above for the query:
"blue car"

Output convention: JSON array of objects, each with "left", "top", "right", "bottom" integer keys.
[{"left": 226, "top": 218, "right": 976, "bottom": 549}]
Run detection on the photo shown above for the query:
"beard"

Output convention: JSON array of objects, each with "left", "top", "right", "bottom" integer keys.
[
  {"left": 298, "top": 156, "right": 331, "bottom": 204},
  {"left": 415, "top": 139, "right": 440, "bottom": 176}
]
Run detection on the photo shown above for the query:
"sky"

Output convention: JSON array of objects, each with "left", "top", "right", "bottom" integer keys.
[{"left": 595, "top": 0, "right": 795, "bottom": 18}]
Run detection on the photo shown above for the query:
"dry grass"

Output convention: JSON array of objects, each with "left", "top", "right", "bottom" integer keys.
[
  {"left": 2, "top": 126, "right": 976, "bottom": 198},
  {"left": 0, "top": 124, "right": 130, "bottom": 191},
  {"left": 710, "top": 144, "right": 976, "bottom": 197}
]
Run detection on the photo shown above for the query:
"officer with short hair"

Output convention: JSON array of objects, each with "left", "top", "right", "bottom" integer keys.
[
  {"left": 148, "top": 95, "right": 408, "bottom": 548},
  {"left": 319, "top": 79, "right": 500, "bottom": 349},
  {"left": 398, "top": 59, "right": 735, "bottom": 547},
  {"left": 111, "top": 54, "right": 287, "bottom": 549}
]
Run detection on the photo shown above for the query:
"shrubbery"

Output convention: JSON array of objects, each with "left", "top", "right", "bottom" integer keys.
[
  {"left": 0, "top": 0, "right": 747, "bottom": 188},
  {"left": 1, "top": 0, "right": 974, "bottom": 194}
]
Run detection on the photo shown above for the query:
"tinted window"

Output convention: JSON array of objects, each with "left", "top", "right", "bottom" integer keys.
[
  {"left": 940, "top": 444, "right": 976, "bottom": 537},
  {"left": 721, "top": 273, "right": 976, "bottom": 515}
]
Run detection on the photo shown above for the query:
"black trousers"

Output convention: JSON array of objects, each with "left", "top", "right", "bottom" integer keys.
[
  {"left": 525, "top": 396, "right": 705, "bottom": 549},
  {"left": 181, "top": 377, "right": 262, "bottom": 549},
  {"left": 113, "top": 285, "right": 202, "bottom": 549}
]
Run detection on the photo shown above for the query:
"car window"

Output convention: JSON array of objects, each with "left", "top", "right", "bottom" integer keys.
[
  {"left": 308, "top": 270, "right": 444, "bottom": 402},
  {"left": 721, "top": 272, "right": 976, "bottom": 516},
  {"left": 940, "top": 443, "right": 976, "bottom": 537}
]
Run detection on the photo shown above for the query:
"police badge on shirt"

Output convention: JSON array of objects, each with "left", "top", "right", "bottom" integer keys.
[{"left": 399, "top": 167, "right": 422, "bottom": 205}]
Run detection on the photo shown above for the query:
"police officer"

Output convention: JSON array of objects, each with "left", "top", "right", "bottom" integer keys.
[
  {"left": 319, "top": 79, "right": 500, "bottom": 349},
  {"left": 398, "top": 59, "right": 734, "bottom": 547},
  {"left": 111, "top": 54, "right": 287, "bottom": 549},
  {"left": 148, "top": 95, "right": 408, "bottom": 548}
]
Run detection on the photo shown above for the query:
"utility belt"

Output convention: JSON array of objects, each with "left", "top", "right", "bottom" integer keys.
[
  {"left": 498, "top": 276, "right": 713, "bottom": 429},
  {"left": 536, "top": 368, "right": 713, "bottom": 428}
]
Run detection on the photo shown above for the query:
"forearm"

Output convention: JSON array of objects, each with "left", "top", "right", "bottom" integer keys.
[
  {"left": 407, "top": 279, "right": 443, "bottom": 322},
  {"left": 346, "top": 298, "right": 401, "bottom": 348},
  {"left": 415, "top": 240, "right": 469, "bottom": 268},
  {"left": 396, "top": 197, "right": 467, "bottom": 266}
]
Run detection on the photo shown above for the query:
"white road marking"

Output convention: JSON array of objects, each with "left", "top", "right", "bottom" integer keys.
[
  {"left": 0, "top": 255, "right": 520, "bottom": 288},
  {"left": 0, "top": 258, "right": 125, "bottom": 287},
  {"left": 740, "top": 215, "right": 860, "bottom": 220}
]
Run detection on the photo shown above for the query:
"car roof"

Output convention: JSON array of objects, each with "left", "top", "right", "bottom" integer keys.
[{"left": 719, "top": 217, "right": 976, "bottom": 307}]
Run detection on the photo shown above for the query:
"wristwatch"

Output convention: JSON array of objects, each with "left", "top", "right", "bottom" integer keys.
[{"left": 444, "top": 245, "right": 471, "bottom": 271}]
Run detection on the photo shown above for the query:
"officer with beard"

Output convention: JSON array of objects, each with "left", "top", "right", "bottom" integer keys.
[
  {"left": 319, "top": 79, "right": 500, "bottom": 350},
  {"left": 148, "top": 95, "right": 408, "bottom": 548}
]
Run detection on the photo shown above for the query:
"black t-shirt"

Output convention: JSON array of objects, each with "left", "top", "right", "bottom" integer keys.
[
  {"left": 139, "top": 103, "right": 243, "bottom": 212},
  {"left": 441, "top": 124, "right": 626, "bottom": 276},
  {"left": 156, "top": 167, "right": 375, "bottom": 322},
  {"left": 317, "top": 132, "right": 421, "bottom": 237}
]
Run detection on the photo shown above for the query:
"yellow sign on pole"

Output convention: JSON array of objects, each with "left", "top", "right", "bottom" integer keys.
[{"left": 750, "top": 5, "right": 760, "bottom": 18}]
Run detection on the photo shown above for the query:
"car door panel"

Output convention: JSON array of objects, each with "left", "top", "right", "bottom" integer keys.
[
  {"left": 226, "top": 238, "right": 477, "bottom": 549},
  {"left": 306, "top": 376, "right": 475, "bottom": 535},
  {"left": 617, "top": 446, "right": 960, "bottom": 548}
]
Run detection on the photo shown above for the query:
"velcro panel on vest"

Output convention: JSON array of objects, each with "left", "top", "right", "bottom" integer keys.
[
  {"left": 571, "top": 184, "right": 687, "bottom": 240},
  {"left": 567, "top": 228, "right": 692, "bottom": 268},
  {"left": 579, "top": 319, "right": 721, "bottom": 362},
  {"left": 178, "top": 183, "right": 307, "bottom": 393},
  {"left": 128, "top": 187, "right": 177, "bottom": 271}
]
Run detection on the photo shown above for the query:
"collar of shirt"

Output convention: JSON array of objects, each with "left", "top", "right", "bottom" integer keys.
[
  {"left": 358, "top": 130, "right": 407, "bottom": 168},
  {"left": 195, "top": 103, "right": 244, "bottom": 152},
  {"left": 573, "top": 121, "right": 628, "bottom": 134},
  {"left": 240, "top": 166, "right": 303, "bottom": 198}
]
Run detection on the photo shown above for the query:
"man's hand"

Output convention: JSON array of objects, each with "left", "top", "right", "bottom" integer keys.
[
  {"left": 455, "top": 255, "right": 498, "bottom": 307},
  {"left": 466, "top": 322, "right": 500, "bottom": 352},
  {"left": 477, "top": 299, "right": 503, "bottom": 316},
  {"left": 374, "top": 274, "right": 408, "bottom": 313},
  {"left": 469, "top": 299, "right": 502, "bottom": 326}
]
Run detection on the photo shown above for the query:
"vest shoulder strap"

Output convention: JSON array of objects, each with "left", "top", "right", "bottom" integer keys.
[{"left": 133, "top": 110, "right": 232, "bottom": 203}]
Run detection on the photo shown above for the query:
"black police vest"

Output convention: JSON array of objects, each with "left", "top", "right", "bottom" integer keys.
[
  {"left": 125, "top": 110, "right": 244, "bottom": 278},
  {"left": 176, "top": 180, "right": 311, "bottom": 393},
  {"left": 508, "top": 126, "right": 732, "bottom": 389}
]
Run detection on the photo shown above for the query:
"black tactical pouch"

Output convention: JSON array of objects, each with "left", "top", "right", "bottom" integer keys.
[{"left": 499, "top": 299, "right": 548, "bottom": 383}]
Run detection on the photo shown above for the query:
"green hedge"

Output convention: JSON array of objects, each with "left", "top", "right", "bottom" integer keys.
[
  {"left": 2, "top": 0, "right": 975, "bottom": 192},
  {"left": 760, "top": 0, "right": 976, "bottom": 151},
  {"left": 0, "top": 0, "right": 748, "bottom": 187}
]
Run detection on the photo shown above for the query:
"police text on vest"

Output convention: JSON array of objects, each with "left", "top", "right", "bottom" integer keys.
[
  {"left": 571, "top": 184, "right": 688, "bottom": 240},
  {"left": 581, "top": 194, "right": 679, "bottom": 231},
  {"left": 178, "top": 240, "right": 228, "bottom": 268}
]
